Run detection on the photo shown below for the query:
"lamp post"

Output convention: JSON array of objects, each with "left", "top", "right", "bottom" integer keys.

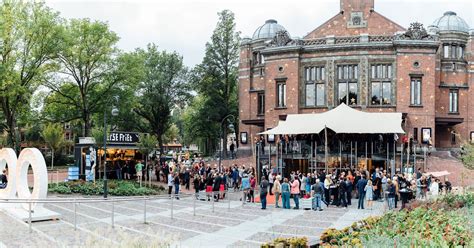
[
  {"left": 103, "top": 106, "right": 119, "bottom": 198},
  {"left": 219, "top": 114, "right": 235, "bottom": 173}
]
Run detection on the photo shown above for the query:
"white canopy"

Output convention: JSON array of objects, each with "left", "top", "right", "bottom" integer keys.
[{"left": 260, "top": 103, "right": 405, "bottom": 135}]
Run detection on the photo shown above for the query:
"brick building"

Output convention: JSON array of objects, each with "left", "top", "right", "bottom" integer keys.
[{"left": 238, "top": 0, "right": 473, "bottom": 173}]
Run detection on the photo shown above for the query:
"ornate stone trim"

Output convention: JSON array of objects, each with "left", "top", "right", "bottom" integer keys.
[{"left": 395, "top": 22, "right": 436, "bottom": 41}]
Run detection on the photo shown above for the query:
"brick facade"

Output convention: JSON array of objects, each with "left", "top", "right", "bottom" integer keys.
[{"left": 238, "top": 0, "right": 473, "bottom": 156}]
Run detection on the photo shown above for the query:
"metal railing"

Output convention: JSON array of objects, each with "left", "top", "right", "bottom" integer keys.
[{"left": 0, "top": 190, "right": 242, "bottom": 234}]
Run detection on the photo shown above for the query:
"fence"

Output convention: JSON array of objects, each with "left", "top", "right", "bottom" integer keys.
[{"left": 0, "top": 190, "right": 244, "bottom": 234}]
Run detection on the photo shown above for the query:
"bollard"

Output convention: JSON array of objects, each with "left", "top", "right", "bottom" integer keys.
[
  {"left": 144, "top": 197, "right": 147, "bottom": 224},
  {"left": 171, "top": 194, "right": 174, "bottom": 219},
  {"left": 212, "top": 192, "right": 215, "bottom": 213},
  {"left": 28, "top": 201, "right": 32, "bottom": 234},
  {"left": 74, "top": 199, "right": 77, "bottom": 231},
  {"left": 111, "top": 199, "right": 115, "bottom": 229},
  {"left": 193, "top": 193, "right": 196, "bottom": 216}
]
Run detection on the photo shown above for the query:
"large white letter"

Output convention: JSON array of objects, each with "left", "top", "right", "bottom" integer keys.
[
  {"left": 0, "top": 148, "right": 17, "bottom": 199},
  {"left": 16, "top": 148, "right": 48, "bottom": 210}
]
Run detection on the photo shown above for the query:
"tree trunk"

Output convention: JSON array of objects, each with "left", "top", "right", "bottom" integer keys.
[
  {"left": 83, "top": 111, "right": 92, "bottom": 137},
  {"left": 158, "top": 135, "right": 164, "bottom": 158},
  {"left": 51, "top": 148, "right": 55, "bottom": 169}
]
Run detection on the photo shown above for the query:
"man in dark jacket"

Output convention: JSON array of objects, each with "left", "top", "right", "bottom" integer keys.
[
  {"left": 260, "top": 176, "right": 269, "bottom": 209},
  {"left": 356, "top": 176, "right": 367, "bottom": 209},
  {"left": 339, "top": 178, "right": 348, "bottom": 208}
]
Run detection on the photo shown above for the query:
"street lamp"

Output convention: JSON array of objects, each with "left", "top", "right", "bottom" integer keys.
[
  {"left": 103, "top": 106, "right": 119, "bottom": 198},
  {"left": 218, "top": 114, "right": 235, "bottom": 173}
]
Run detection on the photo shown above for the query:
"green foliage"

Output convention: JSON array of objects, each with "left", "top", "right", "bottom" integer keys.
[
  {"left": 44, "top": 18, "right": 139, "bottom": 137},
  {"left": 41, "top": 123, "right": 65, "bottom": 168},
  {"left": 0, "top": 0, "right": 63, "bottom": 151},
  {"left": 461, "top": 143, "right": 474, "bottom": 170},
  {"left": 185, "top": 10, "right": 240, "bottom": 155},
  {"left": 41, "top": 123, "right": 64, "bottom": 151},
  {"left": 138, "top": 133, "right": 157, "bottom": 155},
  {"left": 49, "top": 180, "right": 164, "bottom": 196},
  {"left": 320, "top": 193, "right": 474, "bottom": 247},
  {"left": 261, "top": 237, "right": 308, "bottom": 248},
  {"left": 133, "top": 43, "right": 190, "bottom": 152}
]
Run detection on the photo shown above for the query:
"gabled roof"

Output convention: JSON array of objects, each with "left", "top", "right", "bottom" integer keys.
[
  {"left": 260, "top": 103, "right": 405, "bottom": 135},
  {"left": 304, "top": 11, "right": 405, "bottom": 39}
]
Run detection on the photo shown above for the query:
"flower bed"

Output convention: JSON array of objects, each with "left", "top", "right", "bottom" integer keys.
[
  {"left": 49, "top": 180, "right": 165, "bottom": 196},
  {"left": 320, "top": 194, "right": 474, "bottom": 247},
  {"left": 261, "top": 237, "right": 308, "bottom": 248}
]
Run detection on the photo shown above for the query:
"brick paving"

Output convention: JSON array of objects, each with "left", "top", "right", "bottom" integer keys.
[{"left": 0, "top": 192, "right": 386, "bottom": 248}]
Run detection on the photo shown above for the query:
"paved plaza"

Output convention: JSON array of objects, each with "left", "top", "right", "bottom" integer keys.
[{"left": 0, "top": 193, "right": 385, "bottom": 248}]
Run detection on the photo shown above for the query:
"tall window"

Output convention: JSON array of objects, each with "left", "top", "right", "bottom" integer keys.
[
  {"left": 370, "top": 64, "right": 392, "bottom": 105},
  {"left": 443, "top": 44, "right": 465, "bottom": 59},
  {"left": 413, "top": 128, "right": 418, "bottom": 142},
  {"left": 443, "top": 45, "right": 449, "bottom": 58},
  {"left": 337, "top": 64, "right": 358, "bottom": 105},
  {"left": 304, "top": 66, "right": 325, "bottom": 106},
  {"left": 410, "top": 78, "right": 422, "bottom": 105},
  {"left": 276, "top": 80, "right": 286, "bottom": 108},
  {"left": 257, "top": 93, "right": 265, "bottom": 115},
  {"left": 449, "top": 90, "right": 458, "bottom": 113}
]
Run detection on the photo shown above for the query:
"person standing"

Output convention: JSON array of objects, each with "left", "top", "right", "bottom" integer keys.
[
  {"left": 241, "top": 174, "right": 250, "bottom": 203},
  {"left": 387, "top": 180, "right": 396, "bottom": 210},
  {"left": 290, "top": 176, "right": 300, "bottom": 209},
  {"left": 260, "top": 176, "right": 269, "bottom": 209},
  {"left": 167, "top": 173, "right": 174, "bottom": 198},
  {"left": 339, "top": 178, "right": 348, "bottom": 208},
  {"left": 311, "top": 179, "right": 323, "bottom": 211},
  {"left": 193, "top": 174, "right": 201, "bottom": 199},
  {"left": 249, "top": 175, "right": 256, "bottom": 203},
  {"left": 365, "top": 180, "right": 374, "bottom": 210},
  {"left": 324, "top": 175, "right": 332, "bottom": 206},
  {"left": 272, "top": 175, "right": 281, "bottom": 208},
  {"left": 268, "top": 173, "right": 274, "bottom": 195},
  {"left": 356, "top": 175, "right": 367, "bottom": 209},
  {"left": 173, "top": 173, "right": 180, "bottom": 199},
  {"left": 135, "top": 160, "right": 144, "bottom": 184},
  {"left": 281, "top": 178, "right": 291, "bottom": 209},
  {"left": 184, "top": 169, "right": 190, "bottom": 190}
]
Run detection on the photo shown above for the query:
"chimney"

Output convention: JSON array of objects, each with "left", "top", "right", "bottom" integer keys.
[{"left": 340, "top": 0, "right": 374, "bottom": 13}]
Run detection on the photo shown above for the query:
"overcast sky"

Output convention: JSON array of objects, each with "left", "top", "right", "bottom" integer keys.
[{"left": 46, "top": 0, "right": 473, "bottom": 67}]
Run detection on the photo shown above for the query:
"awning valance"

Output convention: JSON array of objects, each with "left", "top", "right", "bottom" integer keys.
[{"left": 260, "top": 103, "right": 405, "bottom": 135}]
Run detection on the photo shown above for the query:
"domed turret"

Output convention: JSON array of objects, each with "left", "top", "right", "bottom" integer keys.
[
  {"left": 252, "top": 19, "right": 288, "bottom": 40},
  {"left": 432, "top": 11, "right": 469, "bottom": 33}
]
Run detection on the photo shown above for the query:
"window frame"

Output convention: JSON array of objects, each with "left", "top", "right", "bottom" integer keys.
[
  {"left": 370, "top": 63, "right": 393, "bottom": 106},
  {"left": 449, "top": 89, "right": 458, "bottom": 113},
  {"left": 304, "top": 66, "right": 326, "bottom": 107},
  {"left": 410, "top": 77, "right": 422, "bottom": 106},
  {"left": 336, "top": 64, "right": 359, "bottom": 106},
  {"left": 276, "top": 80, "right": 287, "bottom": 108},
  {"left": 257, "top": 92, "right": 265, "bottom": 115}
]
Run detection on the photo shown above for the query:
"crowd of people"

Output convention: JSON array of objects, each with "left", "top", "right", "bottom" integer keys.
[{"left": 104, "top": 155, "right": 454, "bottom": 211}]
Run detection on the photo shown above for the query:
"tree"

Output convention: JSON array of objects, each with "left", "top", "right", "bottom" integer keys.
[
  {"left": 0, "top": 1, "right": 63, "bottom": 152},
  {"left": 163, "top": 123, "right": 179, "bottom": 144},
  {"left": 45, "top": 18, "right": 136, "bottom": 137},
  {"left": 41, "top": 123, "right": 64, "bottom": 169},
  {"left": 134, "top": 44, "right": 190, "bottom": 155},
  {"left": 137, "top": 133, "right": 157, "bottom": 187},
  {"left": 461, "top": 142, "right": 474, "bottom": 170},
  {"left": 191, "top": 10, "right": 240, "bottom": 157}
]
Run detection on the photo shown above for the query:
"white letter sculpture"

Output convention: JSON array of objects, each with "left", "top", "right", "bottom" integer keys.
[{"left": 0, "top": 148, "right": 59, "bottom": 221}]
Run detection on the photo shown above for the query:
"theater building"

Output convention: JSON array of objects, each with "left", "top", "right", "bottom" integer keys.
[{"left": 238, "top": 0, "right": 473, "bottom": 173}]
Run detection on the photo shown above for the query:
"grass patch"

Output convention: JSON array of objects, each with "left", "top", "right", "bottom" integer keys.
[{"left": 49, "top": 180, "right": 165, "bottom": 196}]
